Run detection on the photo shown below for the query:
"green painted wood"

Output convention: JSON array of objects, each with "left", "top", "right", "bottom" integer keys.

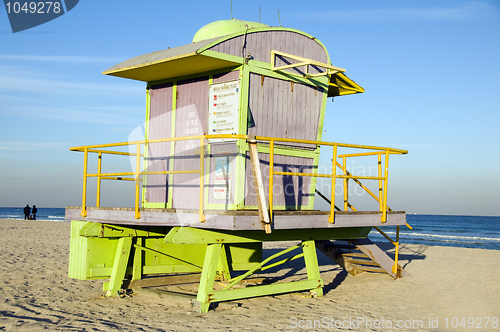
[
  {"left": 208, "top": 279, "right": 322, "bottom": 303},
  {"left": 246, "top": 62, "right": 329, "bottom": 91},
  {"left": 167, "top": 82, "right": 177, "bottom": 209},
  {"left": 235, "top": 65, "right": 250, "bottom": 210},
  {"left": 165, "top": 226, "right": 372, "bottom": 244},
  {"left": 142, "top": 89, "right": 151, "bottom": 208},
  {"left": 197, "top": 243, "right": 222, "bottom": 312},
  {"left": 106, "top": 237, "right": 133, "bottom": 297},
  {"left": 316, "top": 87, "right": 328, "bottom": 142},
  {"left": 132, "top": 237, "right": 143, "bottom": 280},
  {"left": 79, "top": 222, "right": 169, "bottom": 238},
  {"left": 302, "top": 240, "right": 324, "bottom": 297},
  {"left": 68, "top": 220, "right": 89, "bottom": 279},
  {"left": 217, "top": 244, "right": 231, "bottom": 281}
]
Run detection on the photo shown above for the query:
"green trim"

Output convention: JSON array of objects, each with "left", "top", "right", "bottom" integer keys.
[
  {"left": 143, "top": 202, "right": 169, "bottom": 209},
  {"left": 307, "top": 151, "right": 321, "bottom": 210},
  {"left": 246, "top": 61, "right": 329, "bottom": 90},
  {"left": 316, "top": 87, "right": 328, "bottom": 142},
  {"left": 205, "top": 202, "right": 238, "bottom": 210},
  {"left": 166, "top": 82, "right": 177, "bottom": 209},
  {"left": 240, "top": 142, "right": 319, "bottom": 158},
  {"left": 142, "top": 89, "right": 151, "bottom": 207},
  {"left": 165, "top": 226, "right": 371, "bottom": 244},
  {"left": 235, "top": 66, "right": 250, "bottom": 209},
  {"left": 241, "top": 204, "right": 314, "bottom": 211}
]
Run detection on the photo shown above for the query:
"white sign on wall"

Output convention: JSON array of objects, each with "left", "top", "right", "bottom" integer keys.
[
  {"left": 208, "top": 80, "right": 240, "bottom": 142},
  {"left": 214, "top": 157, "right": 231, "bottom": 200}
]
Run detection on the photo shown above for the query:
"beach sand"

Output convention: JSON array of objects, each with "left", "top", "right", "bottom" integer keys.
[{"left": 0, "top": 219, "right": 499, "bottom": 331}]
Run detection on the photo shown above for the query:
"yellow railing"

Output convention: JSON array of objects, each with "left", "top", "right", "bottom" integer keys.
[{"left": 70, "top": 134, "right": 407, "bottom": 224}]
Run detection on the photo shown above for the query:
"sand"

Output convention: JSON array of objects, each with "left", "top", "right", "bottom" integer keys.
[{"left": 0, "top": 219, "right": 499, "bottom": 331}]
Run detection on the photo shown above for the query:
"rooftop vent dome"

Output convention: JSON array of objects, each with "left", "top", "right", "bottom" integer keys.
[{"left": 192, "top": 19, "right": 269, "bottom": 43}]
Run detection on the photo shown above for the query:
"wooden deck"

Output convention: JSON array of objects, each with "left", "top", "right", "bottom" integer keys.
[{"left": 65, "top": 207, "right": 406, "bottom": 231}]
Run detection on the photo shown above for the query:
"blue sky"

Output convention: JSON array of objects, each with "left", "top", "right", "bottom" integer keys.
[{"left": 1, "top": 1, "right": 499, "bottom": 215}]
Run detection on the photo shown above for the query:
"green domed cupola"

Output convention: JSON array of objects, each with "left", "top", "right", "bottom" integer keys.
[{"left": 192, "top": 19, "right": 269, "bottom": 42}]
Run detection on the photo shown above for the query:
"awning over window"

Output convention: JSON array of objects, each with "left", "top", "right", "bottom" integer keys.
[{"left": 328, "top": 72, "right": 364, "bottom": 97}]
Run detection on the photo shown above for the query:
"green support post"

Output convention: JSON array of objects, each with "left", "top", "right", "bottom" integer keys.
[
  {"left": 196, "top": 243, "right": 222, "bottom": 312},
  {"left": 132, "top": 237, "right": 143, "bottom": 281},
  {"left": 217, "top": 244, "right": 231, "bottom": 281},
  {"left": 302, "top": 240, "right": 324, "bottom": 297},
  {"left": 106, "top": 237, "right": 133, "bottom": 297}
]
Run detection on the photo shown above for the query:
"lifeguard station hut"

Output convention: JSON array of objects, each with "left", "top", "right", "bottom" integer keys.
[{"left": 67, "top": 19, "right": 410, "bottom": 312}]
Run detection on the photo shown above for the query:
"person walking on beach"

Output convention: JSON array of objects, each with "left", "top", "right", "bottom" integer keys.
[
  {"left": 32, "top": 205, "right": 37, "bottom": 220},
  {"left": 24, "top": 204, "right": 30, "bottom": 220}
]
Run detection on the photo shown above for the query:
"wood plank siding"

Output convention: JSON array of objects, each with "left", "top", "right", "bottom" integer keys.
[
  {"left": 208, "top": 30, "right": 329, "bottom": 75},
  {"left": 172, "top": 76, "right": 209, "bottom": 209},
  {"left": 144, "top": 83, "right": 173, "bottom": 203},
  {"left": 244, "top": 152, "right": 314, "bottom": 209},
  {"left": 247, "top": 73, "right": 323, "bottom": 142}
]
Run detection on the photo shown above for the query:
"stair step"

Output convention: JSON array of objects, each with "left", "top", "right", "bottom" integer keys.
[
  {"left": 341, "top": 252, "right": 368, "bottom": 258},
  {"left": 356, "top": 266, "right": 386, "bottom": 273},
  {"left": 345, "top": 259, "right": 380, "bottom": 266}
]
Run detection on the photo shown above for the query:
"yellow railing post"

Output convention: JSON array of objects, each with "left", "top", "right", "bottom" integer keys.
[
  {"left": 135, "top": 143, "right": 141, "bottom": 219},
  {"left": 199, "top": 137, "right": 205, "bottom": 222},
  {"left": 269, "top": 140, "right": 274, "bottom": 224},
  {"left": 342, "top": 156, "right": 348, "bottom": 211},
  {"left": 328, "top": 145, "right": 337, "bottom": 223},
  {"left": 81, "top": 148, "right": 88, "bottom": 217},
  {"left": 378, "top": 154, "right": 382, "bottom": 212},
  {"left": 96, "top": 152, "right": 102, "bottom": 207},
  {"left": 382, "top": 150, "right": 390, "bottom": 222},
  {"left": 70, "top": 135, "right": 406, "bottom": 225},
  {"left": 392, "top": 225, "right": 400, "bottom": 274}
]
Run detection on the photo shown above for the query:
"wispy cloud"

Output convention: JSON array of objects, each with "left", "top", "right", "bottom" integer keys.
[
  {"left": 0, "top": 74, "right": 142, "bottom": 94},
  {"left": 0, "top": 141, "right": 69, "bottom": 151},
  {"left": 0, "top": 104, "right": 143, "bottom": 126},
  {"left": 0, "top": 54, "right": 123, "bottom": 63},
  {"left": 290, "top": 2, "right": 496, "bottom": 22}
]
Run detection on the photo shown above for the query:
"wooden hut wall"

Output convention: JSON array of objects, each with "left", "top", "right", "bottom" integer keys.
[
  {"left": 247, "top": 73, "right": 323, "bottom": 141},
  {"left": 172, "top": 76, "right": 209, "bottom": 209},
  {"left": 244, "top": 152, "right": 314, "bottom": 209},
  {"left": 144, "top": 82, "right": 173, "bottom": 204},
  {"left": 208, "top": 30, "right": 328, "bottom": 76},
  {"left": 244, "top": 74, "right": 322, "bottom": 209}
]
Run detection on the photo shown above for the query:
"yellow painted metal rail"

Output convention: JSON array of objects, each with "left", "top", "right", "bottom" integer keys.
[{"left": 70, "top": 134, "right": 407, "bottom": 224}]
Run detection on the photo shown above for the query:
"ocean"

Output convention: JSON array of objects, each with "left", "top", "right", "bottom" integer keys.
[
  {"left": 0, "top": 208, "right": 499, "bottom": 250},
  {"left": 0, "top": 207, "right": 65, "bottom": 222},
  {"left": 369, "top": 214, "right": 500, "bottom": 251}
]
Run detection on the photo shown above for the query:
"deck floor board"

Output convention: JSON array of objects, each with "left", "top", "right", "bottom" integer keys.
[{"left": 65, "top": 207, "right": 406, "bottom": 230}]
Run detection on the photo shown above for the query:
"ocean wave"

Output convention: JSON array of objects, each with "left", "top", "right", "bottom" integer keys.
[{"left": 370, "top": 230, "right": 500, "bottom": 242}]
